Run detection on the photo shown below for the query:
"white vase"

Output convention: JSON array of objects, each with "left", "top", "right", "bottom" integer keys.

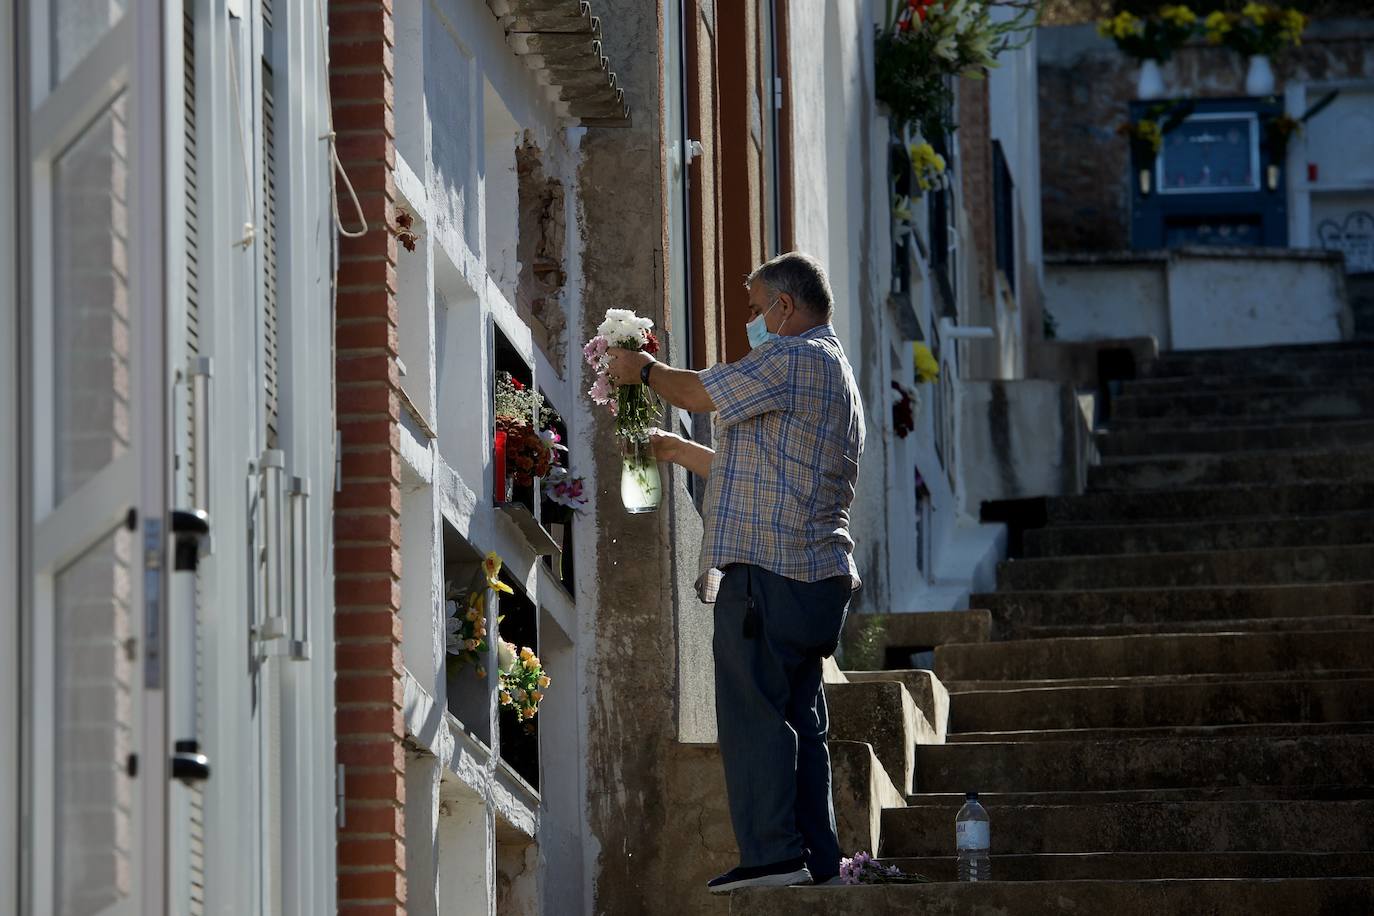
[
  {"left": 1137, "top": 59, "right": 1165, "bottom": 100},
  {"left": 619, "top": 437, "right": 661, "bottom": 514},
  {"left": 1245, "top": 55, "right": 1275, "bottom": 96}
]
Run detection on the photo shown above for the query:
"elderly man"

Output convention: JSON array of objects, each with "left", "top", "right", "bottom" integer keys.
[{"left": 605, "top": 251, "right": 865, "bottom": 893}]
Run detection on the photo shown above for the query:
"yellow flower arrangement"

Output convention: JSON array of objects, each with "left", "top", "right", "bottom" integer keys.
[
  {"left": 499, "top": 638, "right": 550, "bottom": 725},
  {"left": 1097, "top": 7, "right": 1196, "bottom": 61},
  {"left": 1159, "top": 5, "right": 1197, "bottom": 28},
  {"left": 913, "top": 343, "right": 940, "bottom": 384},
  {"left": 1204, "top": 10, "right": 1233, "bottom": 43},
  {"left": 909, "top": 141, "right": 947, "bottom": 192},
  {"left": 1207, "top": 4, "right": 1305, "bottom": 55},
  {"left": 1096, "top": 11, "right": 1143, "bottom": 42}
]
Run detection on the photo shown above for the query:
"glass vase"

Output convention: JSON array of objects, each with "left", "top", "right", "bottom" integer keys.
[{"left": 620, "top": 436, "right": 662, "bottom": 514}]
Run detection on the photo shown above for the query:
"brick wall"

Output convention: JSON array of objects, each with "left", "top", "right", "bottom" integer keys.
[
  {"left": 959, "top": 76, "right": 996, "bottom": 310},
  {"left": 329, "top": 2, "right": 407, "bottom": 914}
]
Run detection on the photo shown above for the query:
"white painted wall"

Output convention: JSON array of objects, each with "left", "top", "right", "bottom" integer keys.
[
  {"left": 1167, "top": 251, "right": 1350, "bottom": 349},
  {"left": 790, "top": 0, "right": 900, "bottom": 612},
  {"left": 1045, "top": 250, "right": 1350, "bottom": 349},
  {"left": 1047, "top": 260, "right": 1171, "bottom": 343},
  {"left": 0, "top": 3, "right": 17, "bottom": 908},
  {"left": 960, "top": 379, "right": 1092, "bottom": 506},
  {"left": 393, "top": 1, "right": 593, "bottom": 912},
  {"left": 988, "top": 29, "right": 1044, "bottom": 379}
]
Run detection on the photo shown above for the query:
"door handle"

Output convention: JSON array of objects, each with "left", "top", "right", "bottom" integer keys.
[
  {"left": 189, "top": 357, "right": 213, "bottom": 528},
  {"left": 170, "top": 508, "right": 212, "bottom": 784},
  {"left": 254, "top": 450, "right": 288, "bottom": 649},
  {"left": 288, "top": 476, "right": 311, "bottom": 661}
]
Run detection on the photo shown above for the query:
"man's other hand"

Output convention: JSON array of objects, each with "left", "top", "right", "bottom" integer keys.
[
  {"left": 648, "top": 428, "right": 683, "bottom": 462},
  {"left": 606, "top": 347, "right": 653, "bottom": 386}
]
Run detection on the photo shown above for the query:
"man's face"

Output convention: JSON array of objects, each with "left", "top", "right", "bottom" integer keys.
[{"left": 747, "top": 283, "right": 791, "bottom": 335}]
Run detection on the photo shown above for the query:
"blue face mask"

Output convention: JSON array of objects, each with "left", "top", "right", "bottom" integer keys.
[{"left": 746, "top": 299, "right": 786, "bottom": 350}]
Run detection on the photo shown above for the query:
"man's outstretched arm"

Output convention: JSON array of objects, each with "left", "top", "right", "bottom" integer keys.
[
  {"left": 650, "top": 429, "right": 715, "bottom": 479},
  {"left": 605, "top": 347, "right": 716, "bottom": 413}
]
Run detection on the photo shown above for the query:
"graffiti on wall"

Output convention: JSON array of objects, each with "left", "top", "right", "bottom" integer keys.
[{"left": 1318, "top": 211, "right": 1374, "bottom": 273}]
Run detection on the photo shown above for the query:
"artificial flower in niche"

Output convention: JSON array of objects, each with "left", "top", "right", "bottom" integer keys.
[{"left": 483, "top": 551, "right": 515, "bottom": 594}]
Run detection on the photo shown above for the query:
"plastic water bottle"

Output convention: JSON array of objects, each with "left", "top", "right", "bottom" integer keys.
[{"left": 956, "top": 792, "right": 991, "bottom": 881}]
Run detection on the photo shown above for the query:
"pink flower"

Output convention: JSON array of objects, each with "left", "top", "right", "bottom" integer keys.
[
  {"left": 583, "top": 335, "right": 610, "bottom": 367},
  {"left": 588, "top": 373, "right": 614, "bottom": 405}
]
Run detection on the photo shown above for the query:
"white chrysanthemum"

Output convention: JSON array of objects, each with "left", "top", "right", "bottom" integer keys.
[
  {"left": 597, "top": 308, "right": 652, "bottom": 345},
  {"left": 597, "top": 309, "right": 637, "bottom": 339}
]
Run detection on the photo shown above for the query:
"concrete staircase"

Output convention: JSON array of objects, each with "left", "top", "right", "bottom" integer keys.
[{"left": 733, "top": 341, "right": 1374, "bottom": 914}]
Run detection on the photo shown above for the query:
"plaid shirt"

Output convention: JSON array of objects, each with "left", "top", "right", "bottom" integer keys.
[{"left": 696, "top": 324, "right": 865, "bottom": 602}]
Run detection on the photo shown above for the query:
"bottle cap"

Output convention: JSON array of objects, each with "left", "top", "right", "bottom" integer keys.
[{"left": 965, "top": 791, "right": 978, "bottom": 800}]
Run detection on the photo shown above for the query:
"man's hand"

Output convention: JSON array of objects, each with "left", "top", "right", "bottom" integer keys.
[
  {"left": 648, "top": 428, "right": 684, "bottom": 463},
  {"left": 606, "top": 347, "right": 653, "bottom": 387},
  {"left": 606, "top": 347, "right": 717, "bottom": 413},
  {"left": 649, "top": 427, "right": 715, "bottom": 478}
]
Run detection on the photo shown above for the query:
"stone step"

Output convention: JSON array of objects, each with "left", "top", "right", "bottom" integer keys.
[
  {"left": 1018, "top": 613, "right": 1374, "bottom": 640},
  {"left": 1147, "top": 342, "right": 1374, "bottom": 378},
  {"left": 946, "top": 668, "right": 1374, "bottom": 694},
  {"left": 913, "top": 734, "right": 1374, "bottom": 793},
  {"left": 903, "top": 785, "right": 1374, "bottom": 806},
  {"left": 731, "top": 879, "right": 1374, "bottom": 914},
  {"left": 996, "top": 544, "right": 1374, "bottom": 591},
  {"left": 830, "top": 740, "right": 906, "bottom": 865},
  {"left": 1108, "top": 408, "right": 1374, "bottom": 432},
  {"left": 880, "top": 798, "right": 1374, "bottom": 857},
  {"left": 1022, "top": 511, "right": 1374, "bottom": 558},
  {"left": 842, "top": 669, "right": 949, "bottom": 742},
  {"left": 935, "top": 629, "right": 1374, "bottom": 683},
  {"left": 1123, "top": 368, "right": 1374, "bottom": 397},
  {"left": 948, "top": 676, "right": 1374, "bottom": 733},
  {"left": 880, "top": 851, "right": 1374, "bottom": 882},
  {"left": 977, "top": 582, "right": 1374, "bottom": 636},
  {"left": 1112, "top": 386, "right": 1374, "bottom": 422},
  {"left": 1087, "top": 448, "right": 1374, "bottom": 491},
  {"left": 948, "top": 721, "right": 1374, "bottom": 743},
  {"left": 1096, "top": 418, "right": 1374, "bottom": 458},
  {"left": 1045, "top": 480, "right": 1374, "bottom": 524},
  {"left": 825, "top": 681, "right": 928, "bottom": 794}
]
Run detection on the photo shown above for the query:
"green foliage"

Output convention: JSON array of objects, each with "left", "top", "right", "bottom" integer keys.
[
  {"left": 875, "top": 0, "right": 1040, "bottom": 138},
  {"left": 843, "top": 614, "right": 889, "bottom": 671}
]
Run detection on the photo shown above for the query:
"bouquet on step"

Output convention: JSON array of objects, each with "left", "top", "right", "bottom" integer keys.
[{"left": 839, "top": 851, "right": 931, "bottom": 885}]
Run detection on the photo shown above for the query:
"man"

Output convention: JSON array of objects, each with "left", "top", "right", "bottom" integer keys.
[{"left": 604, "top": 251, "right": 865, "bottom": 893}]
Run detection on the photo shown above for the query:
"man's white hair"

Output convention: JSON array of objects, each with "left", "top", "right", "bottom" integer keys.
[{"left": 746, "top": 251, "right": 834, "bottom": 320}]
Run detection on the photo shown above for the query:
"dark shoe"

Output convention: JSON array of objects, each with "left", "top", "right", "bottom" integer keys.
[{"left": 707, "top": 857, "right": 813, "bottom": 894}]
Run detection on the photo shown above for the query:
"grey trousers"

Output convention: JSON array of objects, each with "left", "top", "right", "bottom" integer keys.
[{"left": 713, "top": 563, "right": 852, "bottom": 878}]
